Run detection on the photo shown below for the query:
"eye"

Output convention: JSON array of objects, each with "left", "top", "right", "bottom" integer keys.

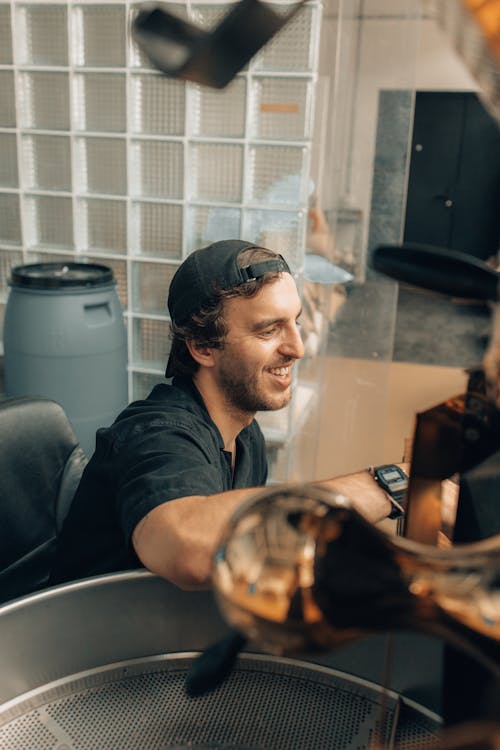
[{"left": 259, "top": 327, "right": 278, "bottom": 338}]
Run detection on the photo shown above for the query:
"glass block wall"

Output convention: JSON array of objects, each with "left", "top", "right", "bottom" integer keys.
[{"left": 0, "top": 0, "right": 322, "bottom": 473}]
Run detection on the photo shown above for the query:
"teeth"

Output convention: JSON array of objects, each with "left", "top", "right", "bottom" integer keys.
[{"left": 270, "top": 367, "right": 289, "bottom": 376}]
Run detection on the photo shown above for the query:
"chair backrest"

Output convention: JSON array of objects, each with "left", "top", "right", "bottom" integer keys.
[{"left": 0, "top": 396, "right": 88, "bottom": 604}]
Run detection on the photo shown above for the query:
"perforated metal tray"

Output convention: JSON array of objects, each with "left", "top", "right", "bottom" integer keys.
[{"left": 0, "top": 653, "right": 441, "bottom": 750}]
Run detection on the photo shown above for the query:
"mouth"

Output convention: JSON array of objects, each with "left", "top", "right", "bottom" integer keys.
[
  {"left": 267, "top": 364, "right": 293, "bottom": 387},
  {"left": 269, "top": 366, "right": 290, "bottom": 377}
]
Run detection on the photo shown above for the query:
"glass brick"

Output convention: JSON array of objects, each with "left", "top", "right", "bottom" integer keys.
[
  {"left": 19, "top": 71, "right": 70, "bottom": 131},
  {"left": 189, "top": 142, "right": 243, "bottom": 202},
  {"left": 128, "top": 2, "right": 188, "bottom": 69},
  {"left": 82, "top": 255, "right": 128, "bottom": 309},
  {"left": 0, "top": 249, "right": 23, "bottom": 294},
  {"left": 73, "top": 73, "right": 126, "bottom": 133},
  {"left": 187, "top": 205, "right": 241, "bottom": 251},
  {"left": 130, "top": 140, "right": 183, "bottom": 199},
  {"left": 75, "top": 137, "right": 127, "bottom": 195},
  {"left": 248, "top": 144, "right": 308, "bottom": 205},
  {"left": 253, "top": 5, "right": 318, "bottom": 72},
  {"left": 190, "top": 78, "right": 246, "bottom": 138},
  {"left": 17, "top": 4, "right": 68, "bottom": 66},
  {"left": 132, "top": 370, "right": 167, "bottom": 401},
  {"left": 0, "top": 72, "right": 17, "bottom": 128},
  {"left": 25, "top": 195, "right": 73, "bottom": 250},
  {"left": 131, "top": 261, "right": 177, "bottom": 315},
  {"left": 242, "top": 207, "right": 306, "bottom": 270},
  {"left": 190, "top": 3, "right": 237, "bottom": 32},
  {"left": 72, "top": 5, "right": 126, "bottom": 67},
  {"left": 131, "top": 202, "right": 183, "bottom": 258},
  {"left": 0, "top": 195, "right": 21, "bottom": 246},
  {"left": 76, "top": 198, "right": 127, "bottom": 254},
  {"left": 250, "top": 76, "right": 313, "bottom": 140},
  {"left": 22, "top": 134, "right": 71, "bottom": 192},
  {"left": 0, "top": 134, "right": 19, "bottom": 188},
  {"left": 26, "top": 251, "right": 75, "bottom": 265},
  {"left": 131, "top": 74, "right": 185, "bottom": 135},
  {"left": 0, "top": 6, "right": 13, "bottom": 64},
  {"left": 132, "top": 317, "right": 169, "bottom": 369}
]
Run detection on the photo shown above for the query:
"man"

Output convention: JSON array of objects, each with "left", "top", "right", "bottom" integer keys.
[{"left": 50, "top": 239, "right": 392, "bottom": 588}]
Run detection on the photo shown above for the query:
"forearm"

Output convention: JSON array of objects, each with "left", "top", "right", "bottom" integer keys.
[
  {"left": 132, "top": 466, "right": 403, "bottom": 589},
  {"left": 316, "top": 463, "right": 409, "bottom": 524},
  {"left": 132, "top": 486, "right": 262, "bottom": 589}
]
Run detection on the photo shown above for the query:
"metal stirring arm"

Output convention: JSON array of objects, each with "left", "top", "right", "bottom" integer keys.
[{"left": 210, "top": 485, "right": 500, "bottom": 676}]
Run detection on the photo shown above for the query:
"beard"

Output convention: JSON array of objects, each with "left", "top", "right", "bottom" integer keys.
[{"left": 217, "top": 353, "right": 292, "bottom": 415}]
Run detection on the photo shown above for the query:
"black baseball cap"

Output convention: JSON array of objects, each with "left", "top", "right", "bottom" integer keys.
[{"left": 166, "top": 239, "right": 291, "bottom": 377}]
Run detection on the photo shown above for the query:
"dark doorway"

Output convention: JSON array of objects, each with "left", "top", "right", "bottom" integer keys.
[{"left": 404, "top": 91, "right": 500, "bottom": 261}]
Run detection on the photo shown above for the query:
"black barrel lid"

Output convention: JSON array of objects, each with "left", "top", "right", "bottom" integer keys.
[{"left": 10, "top": 262, "right": 115, "bottom": 289}]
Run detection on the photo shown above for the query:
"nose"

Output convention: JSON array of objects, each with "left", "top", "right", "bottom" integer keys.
[{"left": 279, "top": 322, "right": 305, "bottom": 360}]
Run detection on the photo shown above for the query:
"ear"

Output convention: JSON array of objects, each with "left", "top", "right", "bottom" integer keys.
[{"left": 185, "top": 339, "right": 216, "bottom": 368}]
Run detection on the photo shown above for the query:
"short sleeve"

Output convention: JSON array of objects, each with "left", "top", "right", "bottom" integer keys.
[{"left": 113, "top": 418, "right": 227, "bottom": 543}]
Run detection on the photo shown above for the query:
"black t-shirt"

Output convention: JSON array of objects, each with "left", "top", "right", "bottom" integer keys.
[{"left": 50, "top": 377, "right": 268, "bottom": 585}]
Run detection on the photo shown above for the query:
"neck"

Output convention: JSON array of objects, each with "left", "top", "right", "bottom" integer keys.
[{"left": 192, "top": 370, "right": 254, "bottom": 452}]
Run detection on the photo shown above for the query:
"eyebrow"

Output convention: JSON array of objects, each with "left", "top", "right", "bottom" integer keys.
[{"left": 250, "top": 308, "right": 302, "bottom": 333}]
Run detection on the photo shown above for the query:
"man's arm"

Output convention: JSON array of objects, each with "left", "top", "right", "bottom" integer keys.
[
  {"left": 132, "top": 470, "right": 394, "bottom": 590},
  {"left": 132, "top": 486, "right": 261, "bottom": 589}
]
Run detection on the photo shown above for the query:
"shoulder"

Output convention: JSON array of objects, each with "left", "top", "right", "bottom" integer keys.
[{"left": 100, "top": 381, "right": 219, "bottom": 450}]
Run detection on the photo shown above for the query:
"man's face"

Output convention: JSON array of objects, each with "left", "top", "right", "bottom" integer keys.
[{"left": 212, "top": 273, "right": 304, "bottom": 415}]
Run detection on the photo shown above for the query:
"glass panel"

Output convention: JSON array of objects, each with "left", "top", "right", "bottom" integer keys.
[
  {"left": 132, "top": 370, "right": 168, "bottom": 401},
  {"left": 190, "top": 3, "right": 237, "bottom": 31},
  {"left": 73, "top": 73, "right": 126, "bottom": 132},
  {"left": 0, "top": 5, "right": 13, "bottom": 64},
  {"left": 0, "top": 249, "right": 23, "bottom": 295},
  {"left": 83, "top": 255, "right": 128, "bottom": 309},
  {"left": 131, "top": 202, "right": 183, "bottom": 258},
  {"left": 0, "top": 134, "right": 19, "bottom": 188},
  {"left": 0, "top": 72, "right": 16, "bottom": 127},
  {"left": 25, "top": 195, "right": 73, "bottom": 250},
  {"left": 76, "top": 198, "right": 127, "bottom": 254},
  {"left": 0, "top": 195, "right": 22, "bottom": 246},
  {"left": 250, "top": 76, "right": 313, "bottom": 140},
  {"left": 247, "top": 145, "right": 309, "bottom": 205},
  {"left": 17, "top": 4, "right": 68, "bottom": 66},
  {"left": 72, "top": 5, "right": 126, "bottom": 67},
  {"left": 131, "top": 261, "right": 177, "bottom": 315},
  {"left": 75, "top": 137, "right": 127, "bottom": 195},
  {"left": 22, "top": 134, "right": 71, "bottom": 192},
  {"left": 26, "top": 250, "right": 75, "bottom": 264},
  {"left": 128, "top": 2, "right": 187, "bottom": 69},
  {"left": 188, "top": 142, "right": 243, "bottom": 202},
  {"left": 132, "top": 317, "right": 169, "bottom": 369},
  {"left": 242, "top": 208, "right": 306, "bottom": 271},
  {"left": 253, "top": 5, "right": 319, "bottom": 73},
  {"left": 190, "top": 78, "right": 246, "bottom": 138},
  {"left": 130, "top": 140, "right": 184, "bottom": 199},
  {"left": 19, "top": 72, "right": 70, "bottom": 131},
  {"left": 131, "top": 74, "right": 185, "bottom": 135},
  {"left": 187, "top": 205, "right": 241, "bottom": 250}
]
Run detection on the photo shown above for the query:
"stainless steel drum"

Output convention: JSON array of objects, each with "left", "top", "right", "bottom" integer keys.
[{"left": 0, "top": 571, "right": 441, "bottom": 750}]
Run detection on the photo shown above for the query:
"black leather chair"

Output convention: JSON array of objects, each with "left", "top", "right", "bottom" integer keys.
[{"left": 0, "top": 397, "right": 88, "bottom": 604}]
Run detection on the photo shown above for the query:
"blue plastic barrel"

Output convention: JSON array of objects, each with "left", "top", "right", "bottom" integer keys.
[{"left": 3, "top": 262, "right": 128, "bottom": 458}]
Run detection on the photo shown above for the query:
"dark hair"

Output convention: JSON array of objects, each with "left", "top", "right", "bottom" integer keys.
[{"left": 167, "top": 247, "right": 286, "bottom": 378}]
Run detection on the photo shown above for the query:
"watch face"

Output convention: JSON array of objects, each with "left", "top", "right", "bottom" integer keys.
[
  {"left": 375, "top": 465, "right": 408, "bottom": 491},
  {"left": 380, "top": 468, "right": 401, "bottom": 482}
]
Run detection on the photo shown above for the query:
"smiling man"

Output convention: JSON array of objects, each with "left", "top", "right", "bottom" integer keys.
[{"left": 50, "top": 240, "right": 392, "bottom": 589}]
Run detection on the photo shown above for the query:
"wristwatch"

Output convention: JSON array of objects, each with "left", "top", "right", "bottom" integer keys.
[{"left": 369, "top": 464, "right": 408, "bottom": 519}]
